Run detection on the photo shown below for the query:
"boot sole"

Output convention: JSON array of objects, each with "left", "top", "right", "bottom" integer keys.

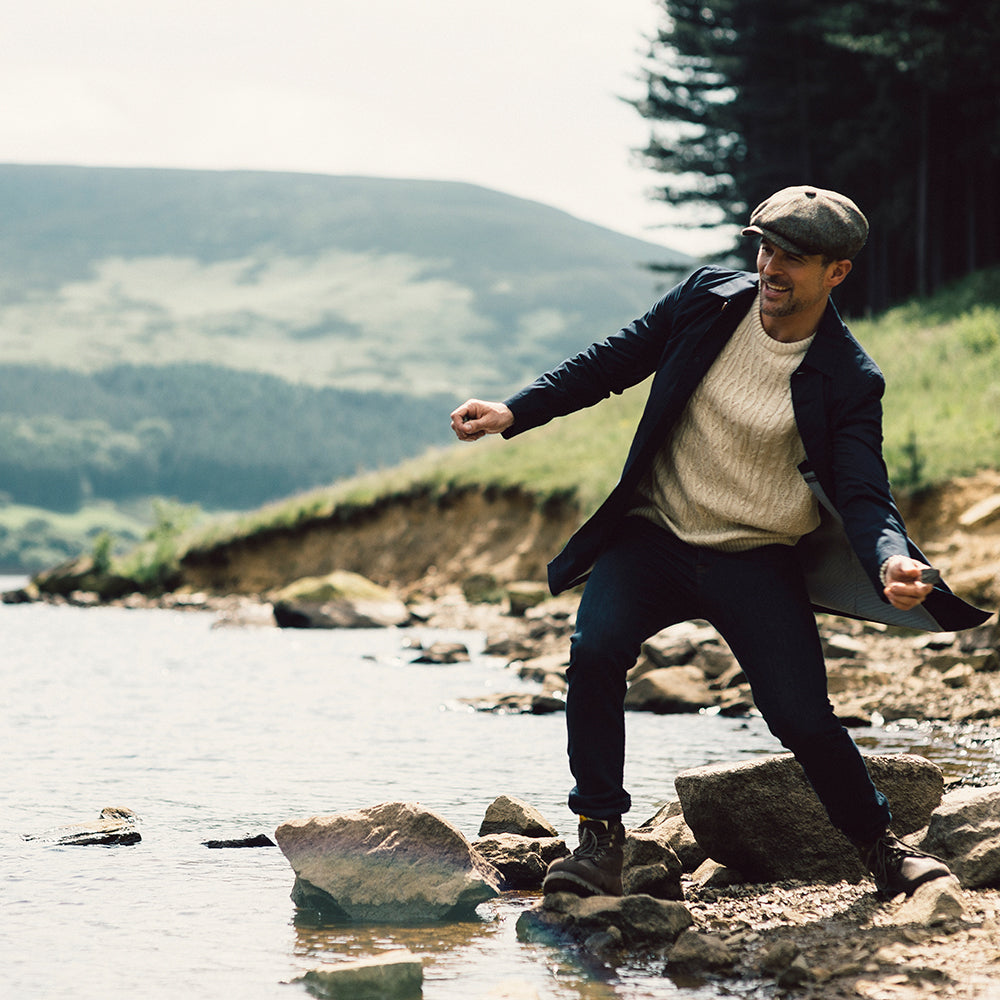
[
  {"left": 542, "top": 870, "right": 622, "bottom": 898},
  {"left": 876, "top": 868, "right": 953, "bottom": 899}
]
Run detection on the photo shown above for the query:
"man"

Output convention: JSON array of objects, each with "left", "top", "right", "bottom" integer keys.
[{"left": 450, "top": 186, "right": 990, "bottom": 899}]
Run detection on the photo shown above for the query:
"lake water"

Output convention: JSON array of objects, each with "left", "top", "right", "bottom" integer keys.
[{"left": 3, "top": 591, "right": 999, "bottom": 1000}]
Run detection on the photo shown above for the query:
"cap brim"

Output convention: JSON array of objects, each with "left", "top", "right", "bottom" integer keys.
[{"left": 741, "top": 225, "right": 809, "bottom": 256}]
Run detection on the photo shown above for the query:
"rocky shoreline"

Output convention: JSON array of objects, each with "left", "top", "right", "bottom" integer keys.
[
  {"left": 16, "top": 583, "right": 1000, "bottom": 999},
  {"left": 10, "top": 468, "right": 1000, "bottom": 999}
]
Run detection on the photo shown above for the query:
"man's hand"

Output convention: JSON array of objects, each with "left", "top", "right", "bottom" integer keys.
[
  {"left": 882, "top": 554, "right": 935, "bottom": 610},
  {"left": 450, "top": 399, "right": 514, "bottom": 441}
]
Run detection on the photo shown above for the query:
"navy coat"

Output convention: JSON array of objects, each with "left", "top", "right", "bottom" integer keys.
[{"left": 503, "top": 266, "right": 990, "bottom": 632}]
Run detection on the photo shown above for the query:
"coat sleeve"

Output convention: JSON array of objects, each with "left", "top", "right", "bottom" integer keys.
[
  {"left": 827, "top": 369, "right": 910, "bottom": 591},
  {"left": 500, "top": 269, "right": 707, "bottom": 438}
]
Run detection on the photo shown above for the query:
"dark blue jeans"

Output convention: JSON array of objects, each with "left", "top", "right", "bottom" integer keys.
[{"left": 565, "top": 515, "right": 890, "bottom": 844}]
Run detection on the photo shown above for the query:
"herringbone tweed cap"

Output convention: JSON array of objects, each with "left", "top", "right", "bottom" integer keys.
[{"left": 742, "top": 185, "right": 868, "bottom": 260}]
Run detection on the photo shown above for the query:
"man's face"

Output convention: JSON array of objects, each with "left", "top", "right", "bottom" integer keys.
[{"left": 756, "top": 239, "right": 847, "bottom": 321}]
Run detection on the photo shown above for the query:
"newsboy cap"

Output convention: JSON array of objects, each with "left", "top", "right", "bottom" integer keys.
[{"left": 742, "top": 185, "right": 868, "bottom": 260}]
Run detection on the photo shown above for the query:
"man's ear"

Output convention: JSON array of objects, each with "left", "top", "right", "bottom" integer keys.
[{"left": 826, "top": 259, "right": 852, "bottom": 289}]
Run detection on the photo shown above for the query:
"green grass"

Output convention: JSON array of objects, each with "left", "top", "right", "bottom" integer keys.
[
  {"left": 156, "top": 267, "right": 1000, "bottom": 571},
  {"left": 852, "top": 267, "right": 1000, "bottom": 486},
  {"left": 0, "top": 499, "right": 150, "bottom": 573}
]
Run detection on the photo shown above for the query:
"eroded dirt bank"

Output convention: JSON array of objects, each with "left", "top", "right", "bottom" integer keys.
[
  {"left": 176, "top": 472, "right": 1000, "bottom": 608},
  {"left": 178, "top": 484, "right": 582, "bottom": 598}
]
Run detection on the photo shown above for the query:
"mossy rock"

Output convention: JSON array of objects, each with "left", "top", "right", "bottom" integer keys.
[{"left": 272, "top": 570, "right": 394, "bottom": 604}]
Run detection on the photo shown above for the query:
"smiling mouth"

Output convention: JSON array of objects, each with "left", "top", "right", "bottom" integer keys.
[{"left": 763, "top": 280, "right": 791, "bottom": 295}]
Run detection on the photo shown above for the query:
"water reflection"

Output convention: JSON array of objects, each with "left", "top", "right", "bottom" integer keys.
[
  {"left": 291, "top": 896, "right": 633, "bottom": 999},
  {"left": 855, "top": 719, "right": 1000, "bottom": 785}
]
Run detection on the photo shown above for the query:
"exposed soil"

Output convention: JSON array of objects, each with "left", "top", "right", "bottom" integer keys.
[{"left": 174, "top": 470, "right": 1000, "bottom": 615}]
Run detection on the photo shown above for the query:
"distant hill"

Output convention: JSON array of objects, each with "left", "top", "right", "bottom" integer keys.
[
  {"left": 0, "top": 165, "right": 693, "bottom": 567},
  {"left": 0, "top": 165, "right": 693, "bottom": 397}
]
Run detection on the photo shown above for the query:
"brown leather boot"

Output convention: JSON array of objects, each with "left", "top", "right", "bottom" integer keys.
[
  {"left": 542, "top": 818, "right": 625, "bottom": 897},
  {"left": 861, "top": 831, "right": 952, "bottom": 897}
]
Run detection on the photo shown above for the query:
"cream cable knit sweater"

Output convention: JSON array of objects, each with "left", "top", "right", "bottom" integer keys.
[{"left": 631, "top": 294, "right": 820, "bottom": 551}]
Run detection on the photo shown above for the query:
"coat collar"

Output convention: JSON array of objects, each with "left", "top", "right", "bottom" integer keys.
[{"left": 708, "top": 270, "right": 854, "bottom": 379}]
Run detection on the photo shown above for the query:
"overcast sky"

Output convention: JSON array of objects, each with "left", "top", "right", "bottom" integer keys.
[{"left": 0, "top": 0, "right": 730, "bottom": 257}]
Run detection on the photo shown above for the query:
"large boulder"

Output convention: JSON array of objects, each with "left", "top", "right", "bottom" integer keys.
[
  {"left": 675, "top": 753, "right": 944, "bottom": 882},
  {"left": 271, "top": 571, "right": 410, "bottom": 628},
  {"left": 919, "top": 784, "right": 1000, "bottom": 888},
  {"left": 275, "top": 801, "right": 502, "bottom": 922}
]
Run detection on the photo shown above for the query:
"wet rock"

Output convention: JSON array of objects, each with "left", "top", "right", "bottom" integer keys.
[
  {"left": 275, "top": 801, "right": 501, "bottom": 922},
  {"left": 410, "top": 641, "right": 469, "bottom": 663},
  {"left": 623, "top": 665, "right": 714, "bottom": 714},
  {"left": 675, "top": 753, "right": 944, "bottom": 882},
  {"left": 583, "top": 925, "right": 625, "bottom": 962},
  {"left": 23, "top": 806, "right": 141, "bottom": 846},
  {"left": 514, "top": 652, "right": 567, "bottom": 683},
  {"left": 472, "top": 833, "right": 568, "bottom": 889},
  {"left": 296, "top": 950, "right": 422, "bottom": 999},
  {"left": 657, "top": 816, "right": 708, "bottom": 872},
  {"left": 478, "top": 795, "right": 558, "bottom": 837},
  {"left": 516, "top": 892, "right": 694, "bottom": 950},
  {"left": 623, "top": 829, "right": 684, "bottom": 900},
  {"left": 272, "top": 571, "right": 410, "bottom": 629},
  {"left": 482, "top": 631, "right": 536, "bottom": 660},
  {"left": 2, "top": 583, "right": 37, "bottom": 604},
  {"left": 642, "top": 622, "right": 717, "bottom": 670},
  {"left": 920, "top": 784, "right": 1000, "bottom": 888},
  {"left": 636, "top": 802, "right": 709, "bottom": 873},
  {"left": 459, "top": 691, "right": 565, "bottom": 714},
  {"left": 692, "top": 642, "right": 738, "bottom": 678},
  {"left": 212, "top": 600, "right": 278, "bottom": 628},
  {"left": 203, "top": 834, "right": 276, "bottom": 848},
  {"left": 667, "top": 928, "right": 736, "bottom": 970},
  {"left": 506, "top": 581, "right": 549, "bottom": 617}
]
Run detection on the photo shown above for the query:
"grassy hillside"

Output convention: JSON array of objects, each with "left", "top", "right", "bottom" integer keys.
[
  {"left": 185, "top": 267, "right": 1000, "bottom": 557},
  {"left": 0, "top": 165, "right": 691, "bottom": 397}
]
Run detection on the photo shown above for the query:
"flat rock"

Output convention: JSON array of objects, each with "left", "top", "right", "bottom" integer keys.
[
  {"left": 275, "top": 801, "right": 501, "bottom": 922},
  {"left": 296, "top": 950, "right": 422, "bottom": 999},
  {"left": 23, "top": 806, "right": 141, "bottom": 846},
  {"left": 272, "top": 571, "right": 409, "bottom": 628},
  {"left": 202, "top": 834, "right": 275, "bottom": 848},
  {"left": 516, "top": 892, "right": 694, "bottom": 950}
]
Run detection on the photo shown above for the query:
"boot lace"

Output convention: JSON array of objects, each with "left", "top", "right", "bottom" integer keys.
[
  {"left": 572, "top": 823, "right": 612, "bottom": 861},
  {"left": 869, "top": 834, "right": 943, "bottom": 882}
]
